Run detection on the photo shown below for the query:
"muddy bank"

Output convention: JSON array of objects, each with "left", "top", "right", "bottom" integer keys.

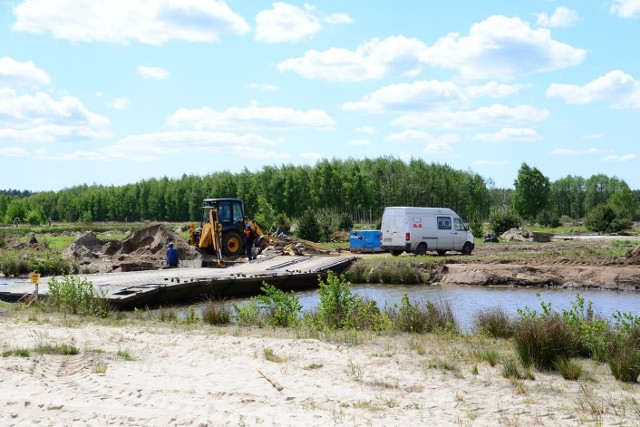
[{"left": 432, "top": 263, "right": 640, "bottom": 291}]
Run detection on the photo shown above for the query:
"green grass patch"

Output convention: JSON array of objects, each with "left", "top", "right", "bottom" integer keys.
[{"left": 34, "top": 343, "right": 79, "bottom": 355}]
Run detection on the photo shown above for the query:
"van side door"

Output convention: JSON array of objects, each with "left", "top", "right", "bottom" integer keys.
[
  {"left": 436, "top": 216, "right": 453, "bottom": 250},
  {"left": 452, "top": 217, "right": 468, "bottom": 250}
]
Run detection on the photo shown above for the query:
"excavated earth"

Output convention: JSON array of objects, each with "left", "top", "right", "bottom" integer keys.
[{"left": 429, "top": 237, "right": 640, "bottom": 291}]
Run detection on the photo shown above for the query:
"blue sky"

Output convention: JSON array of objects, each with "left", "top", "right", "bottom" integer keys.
[{"left": 1, "top": 0, "right": 639, "bottom": 192}]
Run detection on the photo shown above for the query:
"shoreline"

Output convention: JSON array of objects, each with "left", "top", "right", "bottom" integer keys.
[{"left": 1, "top": 316, "right": 639, "bottom": 426}]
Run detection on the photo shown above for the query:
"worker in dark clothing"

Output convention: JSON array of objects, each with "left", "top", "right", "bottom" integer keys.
[
  {"left": 244, "top": 224, "right": 255, "bottom": 261},
  {"left": 167, "top": 242, "right": 179, "bottom": 267}
]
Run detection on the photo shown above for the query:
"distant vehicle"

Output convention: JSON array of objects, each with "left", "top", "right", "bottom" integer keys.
[
  {"left": 380, "top": 207, "right": 474, "bottom": 256},
  {"left": 189, "top": 198, "right": 270, "bottom": 261}
]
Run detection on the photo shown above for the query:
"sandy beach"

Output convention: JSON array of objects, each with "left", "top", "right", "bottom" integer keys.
[{"left": 1, "top": 312, "right": 639, "bottom": 427}]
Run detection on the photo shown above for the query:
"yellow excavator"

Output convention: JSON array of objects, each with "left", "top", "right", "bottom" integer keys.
[{"left": 189, "top": 198, "right": 271, "bottom": 261}]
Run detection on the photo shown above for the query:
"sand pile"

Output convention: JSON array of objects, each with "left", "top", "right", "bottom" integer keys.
[
  {"left": 63, "top": 224, "right": 195, "bottom": 273},
  {"left": 626, "top": 244, "right": 640, "bottom": 265}
]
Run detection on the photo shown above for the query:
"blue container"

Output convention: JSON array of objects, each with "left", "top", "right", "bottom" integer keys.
[{"left": 349, "top": 230, "right": 382, "bottom": 253}]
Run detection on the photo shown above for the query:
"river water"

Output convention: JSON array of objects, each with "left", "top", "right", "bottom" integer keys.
[
  {"left": 196, "top": 284, "right": 640, "bottom": 333},
  {"left": 3, "top": 276, "right": 638, "bottom": 332}
]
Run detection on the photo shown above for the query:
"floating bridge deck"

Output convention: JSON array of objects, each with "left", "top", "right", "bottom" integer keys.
[{"left": 0, "top": 254, "right": 356, "bottom": 309}]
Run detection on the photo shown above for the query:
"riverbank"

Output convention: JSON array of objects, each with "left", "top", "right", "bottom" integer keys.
[
  {"left": 347, "top": 237, "right": 640, "bottom": 291},
  {"left": 1, "top": 313, "right": 639, "bottom": 426}
]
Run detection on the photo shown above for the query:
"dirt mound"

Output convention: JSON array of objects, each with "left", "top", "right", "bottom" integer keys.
[
  {"left": 500, "top": 228, "right": 532, "bottom": 241},
  {"left": 63, "top": 224, "right": 196, "bottom": 273},
  {"left": 626, "top": 245, "right": 640, "bottom": 265}
]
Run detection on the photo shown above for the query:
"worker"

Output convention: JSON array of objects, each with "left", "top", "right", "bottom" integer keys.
[
  {"left": 244, "top": 224, "right": 255, "bottom": 261},
  {"left": 166, "top": 242, "right": 179, "bottom": 267}
]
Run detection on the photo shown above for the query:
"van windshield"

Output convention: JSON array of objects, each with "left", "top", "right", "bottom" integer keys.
[{"left": 454, "top": 218, "right": 466, "bottom": 231}]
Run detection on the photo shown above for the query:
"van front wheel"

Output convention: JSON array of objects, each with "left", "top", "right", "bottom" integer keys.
[
  {"left": 461, "top": 242, "right": 473, "bottom": 255},
  {"left": 415, "top": 243, "right": 427, "bottom": 256}
]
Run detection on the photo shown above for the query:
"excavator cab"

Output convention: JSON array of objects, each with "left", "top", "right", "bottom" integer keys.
[{"left": 192, "top": 198, "right": 247, "bottom": 257}]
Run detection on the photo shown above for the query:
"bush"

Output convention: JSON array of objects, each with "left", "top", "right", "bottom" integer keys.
[
  {"left": 561, "top": 294, "right": 611, "bottom": 360},
  {"left": 257, "top": 283, "right": 302, "bottom": 327},
  {"left": 201, "top": 301, "right": 231, "bottom": 325},
  {"left": 46, "top": 275, "right": 109, "bottom": 317},
  {"left": 297, "top": 209, "right": 323, "bottom": 242},
  {"left": 489, "top": 209, "right": 522, "bottom": 236},
  {"left": 390, "top": 294, "right": 458, "bottom": 334},
  {"left": 315, "top": 272, "right": 358, "bottom": 329},
  {"left": 232, "top": 299, "right": 265, "bottom": 327},
  {"left": 338, "top": 214, "right": 354, "bottom": 231},
  {"left": 469, "top": 220, "right": 484, "bottom": 239},
  {"left": 536, "top": 210, "right": 560, "bottom": 228},
  {"left": 512, "top": 313, "right": 576, "bottom": 370},
  {"left": 473, "top": 307, "right": 513, "bottom": 338},
  {"left": 583, "top": 204, "right": 633, "bottom": 233},
  {"left": 607, "top": 311, "right": 640, "bottom": 382}
]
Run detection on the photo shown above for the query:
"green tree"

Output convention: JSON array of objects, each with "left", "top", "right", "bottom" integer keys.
[
  {"left": 298, "top": 209, "right": 322, "bottom": 242},
  {"left": 512, "top": 163, "right": 551, "bottom": 221}
]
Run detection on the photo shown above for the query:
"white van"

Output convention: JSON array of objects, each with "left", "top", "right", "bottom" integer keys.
[{"left": 380, "top": 207, "right": 474, "bottom": 256}]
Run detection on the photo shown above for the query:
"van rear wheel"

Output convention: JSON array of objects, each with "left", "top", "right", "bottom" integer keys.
[
  {"left": 391, "top": 250, "right": 402, "bottom": 256},
  {"left": 415, "top": 243, "right": 427, "bottom": 256},
  {"left": 461, "top": 242, "right": 473, "bottom": 255}
]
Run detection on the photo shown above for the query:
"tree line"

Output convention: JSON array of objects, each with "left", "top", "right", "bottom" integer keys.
[{"left": 1, "top": 157, "right": 638, "bottom": 232}]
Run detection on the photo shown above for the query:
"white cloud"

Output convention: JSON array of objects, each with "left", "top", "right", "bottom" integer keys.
[
  {"left": 279, "top": 16, "right": 584, "bottom": 82},
  {"left": 536, "top": 7, "right": 579, "bottom": 28},
  {"left": 425, "top": 142, "right": 454, "bottom": 155},
  {"left": 610, "top": 0, "right": 640, "bottom": 17},
  {"left": 424, "top": 15, "right": 586, "bottom": 79},
  {"left": 464, "top": 82, "right": 530, "bottom": 98},
  {"left": 602, "top": 154, "right": 636, "bottom": 162},
  {"left": 0, "top": 125, "right": 110, "bottom": 142},
  {"left": 109, "top": 97, "right": 131, "bottom": 110},
  {"left": 552, "top": 147, "right": 606, "bottom": 155},
  {"left": 166, "top": 105, "right": 335, "bottom": 130},
  {"left": 0, "top": 57, "right": 51, "bottom": 87},
  {"left": 277, "top": 35, "right": 428, "bottom": 82},
  {"left": 0, "top": 89, "right": 110, "bottom": 127},
  {"left": 472, "top": 127, "right": 541, "bottom": 142},
  {"left": 137, "top": 66, "right": 169, "bottom": 80},
  {"left": 392, "top": 104, "right": 549, "bottom": 130},
  {"left": 0, "top": 89, "right": 110, "bottom": 143},
  {"left": 299, "top": 152, "right": 324, "bottom": 160},
  {"left": 255, "top": 3, "right": 352, "bottom": 43},
  {"left": 247, "top": 83, "right": 279, "bottom": 91},
  {"left": 12, "top": 0, "right": 250, "bottom": 45},
  {"left": 102, "top": 131, "right": 281, "bottom": 160},
  {"left": 342, "top": 80, "right": 466, "bottom": 113},
  {"left": 547, "top": 70, "right": 640, "bottom": 108}
]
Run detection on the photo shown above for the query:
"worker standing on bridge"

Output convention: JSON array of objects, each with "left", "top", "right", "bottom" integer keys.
[
  {"left": 245, "top": 224, "right": 255, "bottom": 261},
  {"left": 167, "top": 242, "right": 179, "bottom": 267}
]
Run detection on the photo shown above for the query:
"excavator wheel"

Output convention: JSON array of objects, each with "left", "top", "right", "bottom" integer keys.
[{"left": 222, "top": 231, "right": 243, "bottom": 257}]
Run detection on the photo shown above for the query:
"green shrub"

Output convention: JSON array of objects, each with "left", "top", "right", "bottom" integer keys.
[
  {"left": 201, "top": 301, "right": 231, "bottom": 325},
  {"left": 46, "top": 275, "right": 109, "bottom": 317},
  {"left": 554, "top": 357, "right": 582, "bottom": 380},
  {"left": 473, "top": 307, "right": 513, "bottom": 338},
  {"left": 233, "top": 299, "right": 265, "bottom": 327},
  {"left": 389, "top": 294, "right": 458, "bottom": 334},
  {"left": 607, "top": 311, "right": 640, "bottom": 382},
  {"left": 338, "top": 214, "right": 354, "bottom": 231},
  {"left": 561, "top": 294, "right": 611, "bottom": 361},
  {"left": 157, "top": 306, "right": 178, "bottom": 322},
  {"left": 512, "top": 313, "right": 576, "bottom": 370},
  {"left": 315, "top": 272, "right": 358, "bottom": 329},
  {"left": 469, "top": 219, "right": 484, "bottom": 239},
  {"left": 536, "top": 210, "right": 560, "bottom": 227},
  {"left": 258, "top": 283, "right": 302, "bottom": 327},
  {"left": 297, "top": 209, "right": 323, "bottom": 242},
  {"left": 584, "top": 204, "right": 617, "bottom": 233},
  {"left": 489, "top": 209, "right": 522, "bottom": 236}
]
